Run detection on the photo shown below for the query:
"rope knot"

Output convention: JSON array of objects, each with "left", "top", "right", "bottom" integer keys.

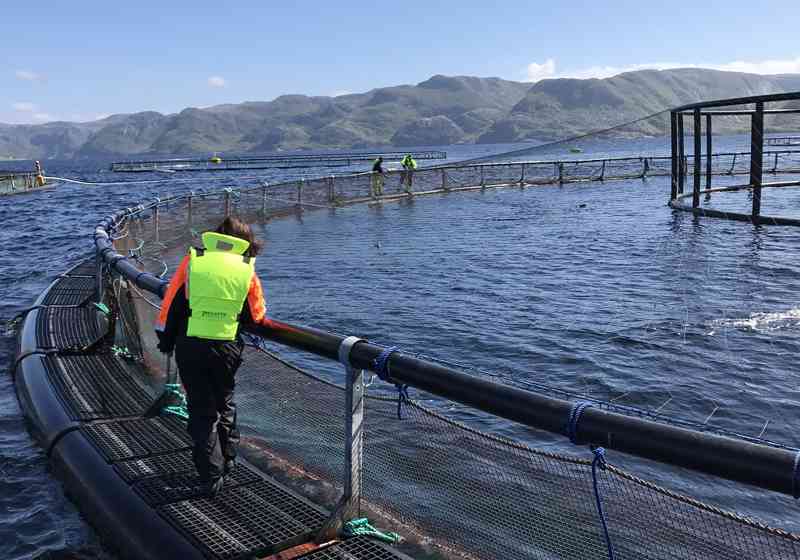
[
  {"left": 372, "top": 346, "right": 399, "bottom": 383},
  {"left": 566, "top": 401, "right": 593, "bottom": 444},
  {"left": 592, "top": 446, "right": 607, "bottom": 471}
]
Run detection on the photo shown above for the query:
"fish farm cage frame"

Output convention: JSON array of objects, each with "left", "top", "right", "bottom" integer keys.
[
  {"left": 110, "top": 150, "right": 447, "bottom": 172},
  {"left": 669, "top": 91, "right": 800, "bottom": 225}
]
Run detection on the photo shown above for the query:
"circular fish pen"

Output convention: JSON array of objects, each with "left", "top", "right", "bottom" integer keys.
[{"left": 668, "top": 91, "right": 800, "bottom": 225}]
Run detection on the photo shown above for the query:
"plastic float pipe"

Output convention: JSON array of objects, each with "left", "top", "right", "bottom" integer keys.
[{"left": 95, "top": 208, "right": 800, "bottom": 498}]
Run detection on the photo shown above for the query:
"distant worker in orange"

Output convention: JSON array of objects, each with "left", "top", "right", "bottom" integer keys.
[{"left": 155, "top": 216, "right": 270, "bottom": 496}]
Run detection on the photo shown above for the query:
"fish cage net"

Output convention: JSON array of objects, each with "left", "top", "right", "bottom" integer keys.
[
  {"left": 100, "top": 166, "right": 800, "bottom": 559},
  {"left": 230, "top": 345, "right": 800, "bottom": 560}
]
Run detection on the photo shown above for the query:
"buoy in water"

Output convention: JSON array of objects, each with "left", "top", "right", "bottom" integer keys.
[
  {"left": 569, "top": 147, "right": 582, "bottom": 154},
  {"left": 209, "top": 156, "right": 222, "bottom": 164}
]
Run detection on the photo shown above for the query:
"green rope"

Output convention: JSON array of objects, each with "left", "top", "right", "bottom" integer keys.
[
  {"left": 342, "top": 518, "right": 400, "bottom": 544},
  {"left": 162, "top": 383, "right": 189, "bottom": 419},
  {"left": 92, "top": 302, "right": 110, "bottom": 315},
  {"left": 111, "top": 345, "right": 136, "bottom": 361}
]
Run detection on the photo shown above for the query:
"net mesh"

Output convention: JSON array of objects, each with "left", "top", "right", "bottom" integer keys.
[{"left": 103, "top": 154, "right": 800, "bottom": 560}]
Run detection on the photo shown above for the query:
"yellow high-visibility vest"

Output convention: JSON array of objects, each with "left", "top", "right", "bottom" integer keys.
[{"left": 186, "top": 232, "right": 255, "bottom": 341}]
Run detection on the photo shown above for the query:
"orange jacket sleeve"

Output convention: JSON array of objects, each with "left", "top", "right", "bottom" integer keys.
[
  {"left": 155, "top": 254, "right": 189, "bottom": 331},
  {"left": 246, "top": 273, "right": 268, "bottom": 325}
]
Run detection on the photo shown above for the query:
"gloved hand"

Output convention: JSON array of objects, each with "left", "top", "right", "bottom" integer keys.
[{"left": 155, "top": 330, "right": 174, "bottom": 354}]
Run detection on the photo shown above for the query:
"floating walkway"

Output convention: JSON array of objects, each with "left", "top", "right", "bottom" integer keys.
[
  {"left": 767, "top": 136, "right": 800, "bottom": 147},
  {"left": 14, "top": 260, "right": 413, "bottom": 560},
  {"left": 110, "top": 151, "right": 447, "bottom": 173}
]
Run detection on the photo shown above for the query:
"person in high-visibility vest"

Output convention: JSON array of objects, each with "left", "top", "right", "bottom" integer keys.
[
  {"left": 400, "top": 154, "right": 417, "bottom": 194},
  {"left": 155, "top": 216, "right": 270, "bottom": 496}
]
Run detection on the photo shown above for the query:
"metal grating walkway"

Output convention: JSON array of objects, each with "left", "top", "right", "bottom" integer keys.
[
  {"left": 134, "top": 463, "right": 262, "bottom": 506},
  {"left": 160, "top": 479, "right": 328, "bottom": 560},
  {"left": 36, "top": 307, "right": 105, "bottom": 349},
  {"left": 82, "top": 416, "right": 192, "bottom": 462},
  {"left": 298, "top": 536, "right": 413, "bottom": 560},
  {"left": 115, "top": 449, "right": 197, "bottom": 483},
  {"left": 41, "top": 276, "right": 95, "bottom": 305},
  {"left": 44, "top": 354, "right": 153, "bottom": 420}
]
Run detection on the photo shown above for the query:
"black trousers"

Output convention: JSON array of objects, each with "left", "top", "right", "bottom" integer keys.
[{"left": 175, "top": 336, "right": 243, "bottom": 481}]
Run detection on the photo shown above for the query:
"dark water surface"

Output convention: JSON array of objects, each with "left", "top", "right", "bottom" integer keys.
[{"left": 2, "top": 138, "right": 800, "bottom": 558}]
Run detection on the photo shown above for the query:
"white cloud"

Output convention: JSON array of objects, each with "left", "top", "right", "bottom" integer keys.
[
  {"left": 526, "top": 59, "right": 556, "bottom": 82},
  {"left": 714, "top": 57, "right": 800, "bottom": 75},
  {"left": 208, "top": 76, "right": 227, "bottom": 88},
  {"left": 524, "top": 57, "right": 800, "bottom": 83},
  {"left": 12, "top": 102, "right": 37, "bottom": 112},
  {"left": 15, "top": 69, "right": 41, "bottom": 81},
  {"left": 32, "top": 113, "right": 54, "bottom": 122},
  {"left": 330, "top": 90, "right": 353, "bottom": 97}
]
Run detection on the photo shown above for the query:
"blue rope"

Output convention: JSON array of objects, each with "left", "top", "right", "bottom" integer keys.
[
  {"left": 591, "top": 447, "right": 615, "bottom": 560},
  {"left": 566, "top": 401, "right": 593, "bottom": 444},
  {"left": 396, "top": 384, "right": 410, "bottom": 420},
  {"left": 372, "top": 346, "right": 399, "bottom": 382},
  {"left": 793, "top": 451, "right": 800, "bottom": 499},
  {"left": 371, "top": 346, "right": 409, "bottom": 420}
]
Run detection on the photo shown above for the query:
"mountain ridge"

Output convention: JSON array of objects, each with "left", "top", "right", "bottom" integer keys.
[{"left": 1, "top": 68, "right": 798, "bottom": 159}]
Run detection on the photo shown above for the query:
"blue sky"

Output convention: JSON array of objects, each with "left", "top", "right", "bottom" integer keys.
[{"left": 3, "top": 0, "right": 799, "bottom": 124}]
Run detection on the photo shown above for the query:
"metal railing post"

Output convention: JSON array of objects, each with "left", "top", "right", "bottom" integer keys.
[
  {"left": 693, "top": 108, "right": 702, "bottom": 209},
  {"left": 296, "top": 179, "right": 304, "bottom": 209},
  {"left": 224, "top": 190, "right": 231, "bottom": 217},
  {"left": 599, "top": 160, "right": 606, "bottom": 181},
  {"left": 678, "top": 113, "right": 685, "bottom": 194},
  {"left": 520, "top": 163, "right": 526, "bottom": 186},
  {"left": 558, "top": 162, "right": 564, "bottom": 184},
  {"left": 751, "top": 101, "right": 765, "bottom": 221},
  {"left": 643, "top": 157, "right": 650, "bottom": 180},
  {"left": 328, "top": 176, "right": 335, "bottom": 203},
  {"left": 670, "top": 112, "right": 678, "bottom": 198},
  {"left": 153, "top": 201, "right": 160, "bottom": 244},
  {"left": 729, "top": 153, "right": 737, "bottom": 175},
  {"left": 316, "top": 336, "right": 364, "bottom": 541},
  {"left": 706, "top": 114, "right": 712, "bottom": 200},
  {"left": 187, "top": 191, "right": 194, "bottom": 229},
  {"left": 480, "top": 165, "right": 485, "bottom": 189},
  {"left": 772, "top": 153, "right": 779, "bottom": 173}
]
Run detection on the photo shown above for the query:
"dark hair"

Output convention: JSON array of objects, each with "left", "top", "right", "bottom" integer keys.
[{"left": 214, "top": 216, "right": 263, "bottom": 257}]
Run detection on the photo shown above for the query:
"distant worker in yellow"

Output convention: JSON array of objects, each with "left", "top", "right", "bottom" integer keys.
[
  {"left": 371, "top": 156, "right": 385, "bottom": 198},
  {"left": 400, "top": 154, "right": 417, "bottom": 194},
  {"left": 34, "top": 160, "right": 46, "bottom": 187}
]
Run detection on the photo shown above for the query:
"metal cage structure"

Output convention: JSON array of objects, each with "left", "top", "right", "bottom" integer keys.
[{"left": 669, "top": 91, "right": 800, "bottom": 225}]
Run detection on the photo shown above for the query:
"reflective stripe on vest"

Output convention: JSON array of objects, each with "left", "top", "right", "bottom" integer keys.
[{"left": 186, "top": 232, "right": 255, "bottom": 341}]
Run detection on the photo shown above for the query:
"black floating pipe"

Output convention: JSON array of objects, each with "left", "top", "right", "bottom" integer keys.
[
  {"left": 245, "top": 320, "right": 799, "bottom": 498},
  {"left": 95, "top": 196, "right": 800, "bottom": 499}
]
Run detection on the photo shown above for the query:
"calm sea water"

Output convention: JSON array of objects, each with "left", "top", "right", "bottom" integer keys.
[{"left": 2, "top": 137, "right": 799, "bottom": 558}]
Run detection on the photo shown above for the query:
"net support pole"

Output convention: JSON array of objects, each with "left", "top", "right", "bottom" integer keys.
[
  {"left": 328, "top": 176, "right": 335, "bottom": 203},
  {"left": 316, "top": 336, "right": 365, "bottom": 542},
  {"left": 520, "top": 163, "right": 526, "bottom": 186},
  {"left": 224, "top": 190, "right": 231, "bottom": 217},
  {"left": 705, "top": 114, "right": 712, "bottom": 196},
  {"left": 480, "top": 165, "right": 485, "bottom": 188},
  {"left": 261, "top": 183, "right": 268, "bottom": 215},
  {"left": 751, "top": 101, "right": 764, "bottom": 221},
  {"left": 153, "top": 203, "right": 160, "bottom": 244},
  {"left": 297, "top": 179, "right": 304, "bottom": 209},
  {"left": 678, "top": 113, "right": 685, "bottom": 194},
  {"left": 692, "top": 109, "right": 702, "bottom": 209},
  {"left": 441, "top": 168, "right": 447, "bottom": 190},
  {"left": 187, "top": 192, "right": 193, "bottom": 229}
]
